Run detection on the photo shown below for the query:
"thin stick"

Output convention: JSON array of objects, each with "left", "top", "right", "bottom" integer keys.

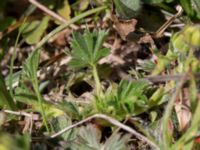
[
  {"left": 3, "top": 109, "right": 38, "bottom": 119},
  {"left": 28, "top": 0, "right": 78, "bottom": 29},
  {"left": 154, "top": 5, "right": 183, "bottom": 38},
  {"left": 50, "top": 114, "right": 159, "bottom": 149}
]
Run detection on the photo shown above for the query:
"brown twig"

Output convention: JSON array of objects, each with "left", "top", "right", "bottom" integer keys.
[
  {"left": 2, "top": 109, "right": 39, "bottom": 134},
  {"left": 154, "top": 5, "right": 183, "bottom": 38},
  {"left": 28, "top": 0, "right": 78, "bottom": 29},
  {"left": 4, "top": 109, "right": 31, "bottom": 117},
  {"left": 50, "top": 114, "right": 159, "bottom": 149}
]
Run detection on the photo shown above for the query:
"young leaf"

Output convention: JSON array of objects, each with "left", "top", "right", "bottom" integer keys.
[
  {"left": 117, "top": 80, "right": 149, "bottom": 104},
  {"left": 78, "top": 124, "right": 101, "bottom": 149},
  {"left": 95, "top": 80, "right": 151, "bottom": 119},
  {"left": 69, "top": 30, "right": 110, "bottom": 69}
]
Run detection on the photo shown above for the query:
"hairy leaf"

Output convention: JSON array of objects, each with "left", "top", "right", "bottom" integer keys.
[{"left": 69, "top": 30, "right": 109, "bottom": 69}]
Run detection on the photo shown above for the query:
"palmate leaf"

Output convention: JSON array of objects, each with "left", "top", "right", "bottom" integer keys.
[
  {"left": 65, "top": 124, "right": 130, "bottom": 150},
  {"left": 117, "top": 80, "right": 149, "bottom": 101},
  {"left": 95, "top": 80, "right": 151, "bottom": 119},
  {"left": 69, "top": 30, "right": 110, "bottom": 69},
  {"left": 65, "top": 124, "right": 101, "bottom": 150},
  {"left": 115, "top": 80, "right": 150, "bottom": 114},
  {"left": 104, "top": 133, "right": 131, "bottom": 150},
  {"left": 78, "top": 125, "right": 101, "bottom": 149}
]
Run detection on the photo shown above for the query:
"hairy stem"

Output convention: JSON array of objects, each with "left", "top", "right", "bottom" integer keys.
[
  {"left": 92, "top": 64, "right": 102, "bottom": 97},
  {"left": 32, "top": 75, "right": 50, "bottom": 132}
]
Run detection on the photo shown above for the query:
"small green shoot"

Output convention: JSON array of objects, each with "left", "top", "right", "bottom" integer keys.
[
  {"left": 22, "top": 49, "right": 49, "bottom": 132},
  {"left": 69, "top": 30, "right": 110, "bottom": 96},
  {"left": 94, "top": 79, "right": 164, "bottom": 119}
]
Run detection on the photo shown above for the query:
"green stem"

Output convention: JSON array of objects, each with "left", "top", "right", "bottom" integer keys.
[
  {"left": 32, "top": 76, "right": 50, "bottom": 132},
  {"left": 92, "top": 64, "right": 102, "bottom": 96},
  {"left": 9, "top": 27, "right": 22, "bottom": 98},
  {"left": 28, "top": 5, "right": 106, "bottom": 133}
]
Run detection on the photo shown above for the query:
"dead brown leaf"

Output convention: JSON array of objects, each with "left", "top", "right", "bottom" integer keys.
[
  {"left": 175, "top": 88, "right": 191, "bottom": 131},
  {"left": 111, "top": 14, "right": 137, "bottom": 40}
]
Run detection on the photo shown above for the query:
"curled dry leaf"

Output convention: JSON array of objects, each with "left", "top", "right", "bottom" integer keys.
[
  {"left": 111, "top": 14, "right": 137, "bottom": 40},
  {"left": 174, "top": 89, "right": 191, "bottom": 131},
  {"left": 138, "top": 33, "right": 156, "bottom": 50}
]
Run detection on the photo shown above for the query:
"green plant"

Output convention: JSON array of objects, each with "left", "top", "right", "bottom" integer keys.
[
  {"left": 69, "top": 29, "right": 110, "bottom": 96},
  {"left": 22, "top": 49, "right": 50, "bottom": 132},
  {"left": 151, "top": 25, "right": 200, "bottom": 149},
  {"left": 152, "top": 25, "right": 200, "bottom": 75},
  {"left": 13, "top": 6, "right": 107, "bottom": 133},
  {"left": 94, "top": 80, "right": 167, "bottom": 120},
  {"left": 61, "top": 124, "right": 131, "bottom": 150}
]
